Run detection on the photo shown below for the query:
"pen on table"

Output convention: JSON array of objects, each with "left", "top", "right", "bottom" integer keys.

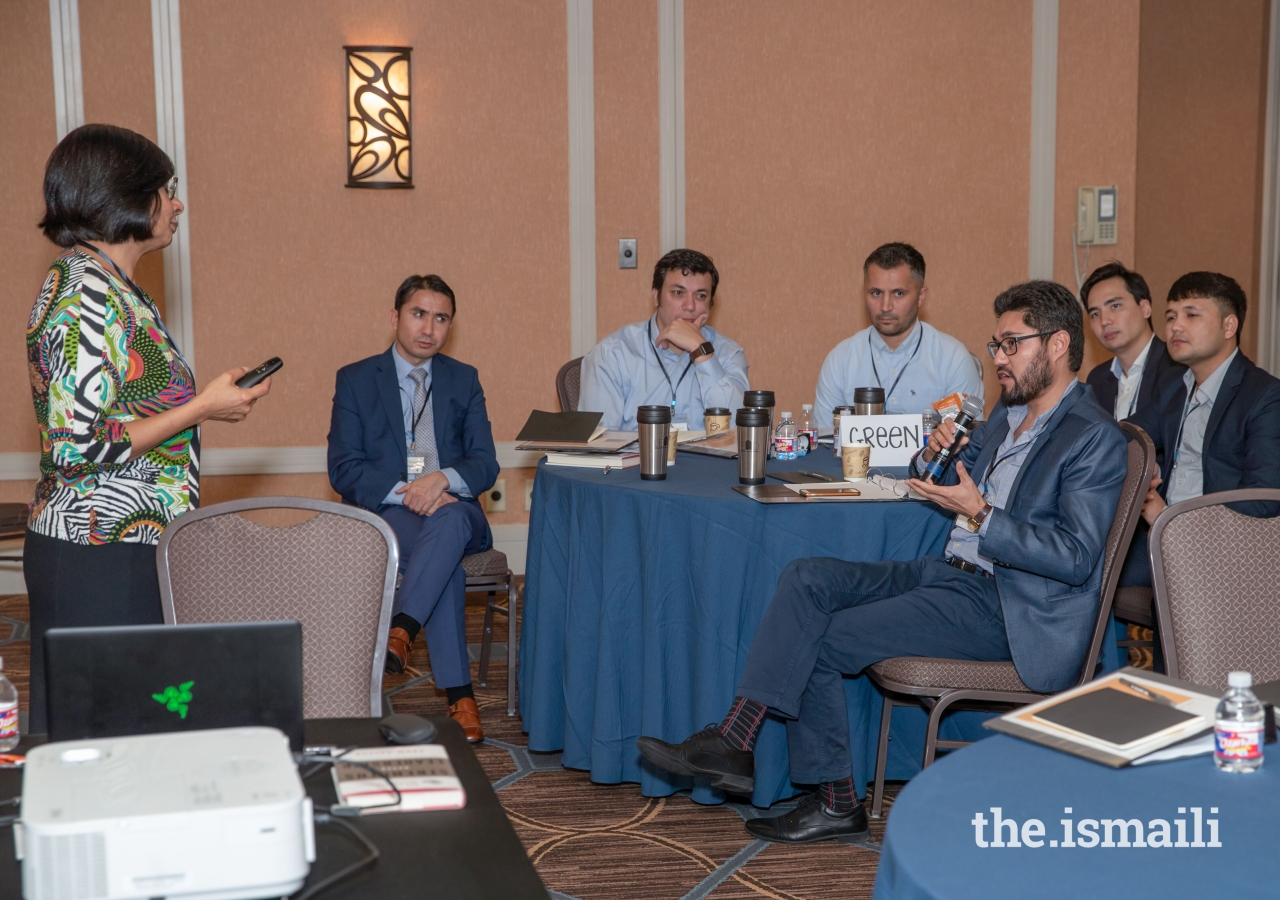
[
  {"left": 798, "top": 471, "right": 836, "bottom": 482},
  {"left": 1119, "top": 677, "right": 1177, "bottom": 707}
]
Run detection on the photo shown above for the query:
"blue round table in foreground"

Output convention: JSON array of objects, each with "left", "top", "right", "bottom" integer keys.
[
  {"left": 519, "top": 448, "right": 1001, "bottom": 806},
  {"left": 874, "top": 733, "right": 1279, "bottom": 899}
]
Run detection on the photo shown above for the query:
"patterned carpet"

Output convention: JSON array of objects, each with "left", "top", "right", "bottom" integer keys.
[{"left": 0, "top": 590, "right": 1157, "bottom": 900}]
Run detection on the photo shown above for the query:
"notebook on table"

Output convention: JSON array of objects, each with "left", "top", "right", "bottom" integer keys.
[{"left": 44, "top": 621, "right": 306, "bottom": 750}]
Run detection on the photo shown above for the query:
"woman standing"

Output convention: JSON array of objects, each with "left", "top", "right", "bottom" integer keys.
[{"left": 24, "top": 124, "right": 271, "bottom": 732}]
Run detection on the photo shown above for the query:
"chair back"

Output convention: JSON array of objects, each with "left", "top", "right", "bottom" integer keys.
[
  {"left": 1151, "top": 488, "right": 1280, "bottom": 689},
  {"left": 1074, "top": 422, "right": 1156, "bottom": 684},
  {"left": 156, "top": 497, "right": 398, "bottom": 718},
  {"left": 556, "top": 357, "right": 583, "bottom": 412}
]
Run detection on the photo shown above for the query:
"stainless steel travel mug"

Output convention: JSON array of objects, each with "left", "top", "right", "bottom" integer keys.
[
  {"left": 637, "top": 405, "right": 672, "bottom": 481},
  {"left": 854, "top": 387, "right": 885, "bottom": 416},
  {"left": 736, "top": 406, "right": 770, "bottom": 484},
  {"left": 743, "top": 390, "right": 776, "bottom": 457}
]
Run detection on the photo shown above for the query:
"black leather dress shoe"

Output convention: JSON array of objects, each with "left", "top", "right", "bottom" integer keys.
[
  {"left": 745, "top": 791, "right": 870, "bottom": 844},
  {"left": 636, "top": 725, "right": 755, "bottom": 794}
]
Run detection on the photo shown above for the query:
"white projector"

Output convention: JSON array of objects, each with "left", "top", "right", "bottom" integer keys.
[{"left": 16, "top": 727, "right": 314, "bottom": 900}]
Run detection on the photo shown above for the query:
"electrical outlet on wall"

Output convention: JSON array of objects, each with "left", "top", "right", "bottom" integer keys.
[
  {"left": 525, "top": 479, "right": 535, "bottom": 511},
  {"left": 484, "top": 479, "right": 506, "bottom": 513}
]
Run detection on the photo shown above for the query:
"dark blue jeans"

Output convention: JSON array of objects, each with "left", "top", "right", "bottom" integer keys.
[
  {"left": 736, "top": 555, "right": 1010, "bottom": 786},
  {"left": 379, "top": 499, "right": 488, "bottom": 688}
]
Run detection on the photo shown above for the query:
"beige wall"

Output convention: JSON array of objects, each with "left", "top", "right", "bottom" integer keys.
[
  {"left": 1135, "top": 0, "right": 1270, "bottom": 359},
  {"left": 1, "top": 0, "right": 1274, "bottom": 515},
  {"left": 685, "top": 0, "right": 1033, "bottom": 416}
]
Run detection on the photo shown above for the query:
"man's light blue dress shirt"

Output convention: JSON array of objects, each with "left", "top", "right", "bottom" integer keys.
[
  {"left": 1167, "top": 349, "right": 1238, "bottom": 506},
  {"left": 914, "top": 381, "right": 1079, "bottom": 574},
  {"left": 815, "top": 321, "right": 983, "bottom": 425},
  {"left": 579, "top": 314, "right": 750, "bottom": 431},
  {"left": 381, "top": 349, "right": 471, "bottom": 507}
]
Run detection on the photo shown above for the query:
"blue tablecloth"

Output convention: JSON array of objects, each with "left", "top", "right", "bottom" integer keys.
[
  {"left": 519, "top": 448, "right": 999, "bottom": 806},
  {"left": 875, "top": 734, "right": 1278, "bottom": 899}
]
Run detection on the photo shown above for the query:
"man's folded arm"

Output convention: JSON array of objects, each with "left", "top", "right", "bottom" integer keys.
[
  {"left": 327, "top": 373, "right": 399, "bottom": 511},
  {"left": 980, "top": 422, "right": 1127, "bottom": 586},
  {"left": 693, "top": 342, "right": 749, "bottom": 413}
]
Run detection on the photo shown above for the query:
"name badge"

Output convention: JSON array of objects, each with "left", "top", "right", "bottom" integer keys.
[{"left": 407, "top": 456, "right": 426, "bottom": 475}]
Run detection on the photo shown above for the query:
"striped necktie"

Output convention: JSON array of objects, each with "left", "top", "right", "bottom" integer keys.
[{"left": 407, "top": 367, "right": 440, "bottom": 480}]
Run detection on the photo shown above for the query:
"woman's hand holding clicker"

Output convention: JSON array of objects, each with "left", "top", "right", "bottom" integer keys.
[{"left": 196, "top": 368, "right": 272, "bottom": 423}]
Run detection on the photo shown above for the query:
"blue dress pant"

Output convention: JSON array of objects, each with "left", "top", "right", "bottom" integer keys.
[
  {"left": 379, "top": 500, "right": 488, "bottom": 689},
  {"left": 736, "top": 555, "right": 1011, "bottom": 787}
]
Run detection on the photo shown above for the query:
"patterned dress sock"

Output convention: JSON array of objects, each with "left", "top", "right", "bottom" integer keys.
[
  {"left": 717, "top": 697, "right": 768, "bottom": 752},
  {"left": 391, "top": 613, "right": 421, "bottom": 642},
  {"left": 445, "top": 683, "right": 475, "bottom": 705},
  {"left": 819, "top": 777, "right": 859, "bottom": 815}
]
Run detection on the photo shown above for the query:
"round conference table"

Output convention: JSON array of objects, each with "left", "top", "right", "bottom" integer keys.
[
  {"left": 874, "top": 733, "right": 1278, "bottom": 899},
  {"left": 519, "top": 445, "right": 1000, "bottom": 807}
]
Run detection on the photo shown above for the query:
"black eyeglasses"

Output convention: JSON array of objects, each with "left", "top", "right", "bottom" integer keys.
[
  {"left": 165, "top": 176, "right": 179, "bottom": 200},
  {"left": 986, "top": 331, "right": 1056, "bottom": 358}
]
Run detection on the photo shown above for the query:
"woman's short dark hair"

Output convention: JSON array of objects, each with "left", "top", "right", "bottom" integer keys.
[
  {"left": 395, "top": 274, "right": 456, "bottom": 314},
  {"left": 993, "top": 280, "right": 1086, "bottom": 372},
  {"left": 652, "top": 248, "right": 719, "bottom": 299},
  {"left": 39, "top": 124, "right": 175, "bottom": 248}
]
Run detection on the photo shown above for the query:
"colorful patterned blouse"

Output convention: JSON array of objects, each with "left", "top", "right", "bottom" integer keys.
[{"left": 26, "top": 249, "right": 199, "bottom": 545}]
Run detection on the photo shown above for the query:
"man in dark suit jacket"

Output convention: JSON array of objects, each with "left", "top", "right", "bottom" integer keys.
[
  {"left": 328, "top": 274, "right": 499, "bottom": 741},
  {"left": 637, "top": 281, "right": 1126, "bottom": 846},
  {"left": 1121, "top": 271, "right": 1280, "bottom": 587},
  {"left": 1081, "top": 262, "right": 1182, "bottom": 419}
]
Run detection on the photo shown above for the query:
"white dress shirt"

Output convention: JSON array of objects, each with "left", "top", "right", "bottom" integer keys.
[
  {"left": 1109, "top": 333, "right": 1155, "bottom": 420},
  {"left": 1166, "top": 349, "right": 1238, "bottom": 506},
  {"left": 815, "top": 321, "right": 983, "bottom": 426},
  {"left": 578, "top": 314, "right": 750, "bottom": 431}
]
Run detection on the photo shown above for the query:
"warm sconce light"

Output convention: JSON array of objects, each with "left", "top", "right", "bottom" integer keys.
[{"left": 345, "top": 45, "right": 412, "bottom": 188}]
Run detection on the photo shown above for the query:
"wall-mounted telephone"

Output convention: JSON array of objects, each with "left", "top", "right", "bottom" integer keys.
[{"left": 1077, "top": 186, "right": 1118, "bottom": 245}]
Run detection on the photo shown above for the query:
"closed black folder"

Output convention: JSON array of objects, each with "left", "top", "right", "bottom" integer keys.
[
  {"left": 516, "top": 410, "right": 603, "bottom": 443},
  {"left": 1033, "top": 686, "right": 1197, "bottom": 748}
]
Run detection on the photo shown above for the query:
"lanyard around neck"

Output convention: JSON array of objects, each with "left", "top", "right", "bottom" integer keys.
[
  {"left": 869, "top": 325, "right": 923, "bottom": 401},
  {"left": 649, "top": 318, "right": 697, "bottom": 410},
  {"left": 1171, "top": 385, "right": 1207, "bottom": 469}
]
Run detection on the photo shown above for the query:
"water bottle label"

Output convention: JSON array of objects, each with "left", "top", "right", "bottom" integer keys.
[
  {"left": 0, "top": 705, "right": 16, "bottom": 740},
  {"left": 774, "top": 437, "right": 795, "bottom": 455},
  {"left": 1214, "top": 722, "right": 1263, "bottom": 760}
]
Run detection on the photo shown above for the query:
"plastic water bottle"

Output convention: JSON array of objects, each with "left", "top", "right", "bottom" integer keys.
[
  {"left": 0, "top": 658, "right": 18, "bottom": 751},
  {"left": 922, "top": 407, "right": 941, "bottom": 450},
  {"left": 774, "top": 412, "right": 798, "bottom": 460},
  {"left": 1214, "top": 671, "right": 1264, "bottom": 772},
  {"left": 796, "top": 405, "right": 817, "bottom": 457}
]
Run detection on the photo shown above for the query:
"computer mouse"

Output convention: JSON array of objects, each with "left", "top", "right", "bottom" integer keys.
[{"left": 379, "top": 713, "right": 437, "bottom": 745}]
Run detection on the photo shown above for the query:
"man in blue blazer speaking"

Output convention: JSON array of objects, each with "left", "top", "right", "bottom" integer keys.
[
  {"left": 638, "top": 281, "right": 1126, "bottom": 845},
  {"left": 328, "top": 274, "right": 499, "bottom": 742}
]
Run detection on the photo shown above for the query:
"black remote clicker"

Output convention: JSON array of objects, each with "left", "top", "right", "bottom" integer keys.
[{"left": 235, "top": 357, "right": 283, "bottom": 389}]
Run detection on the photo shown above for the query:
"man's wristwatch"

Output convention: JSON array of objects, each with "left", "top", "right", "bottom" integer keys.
[
  {"left": 692, "top": 341, "right": 715, "bottom": 362},
  {"left": 964, "top": 502, "right": 994, "bottom": 534}
]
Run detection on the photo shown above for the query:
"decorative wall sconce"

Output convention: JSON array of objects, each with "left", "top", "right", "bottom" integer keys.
[{"left": 345, "top": 45, "right": 412, "bottom": 188}]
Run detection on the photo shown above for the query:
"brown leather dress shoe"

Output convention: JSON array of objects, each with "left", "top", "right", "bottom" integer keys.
[
  {"left": 449, "top": 697, "right": 484, "bottom": 742},
  {"left": 385, "top": 627, "right": 413, "bottom": 674}
]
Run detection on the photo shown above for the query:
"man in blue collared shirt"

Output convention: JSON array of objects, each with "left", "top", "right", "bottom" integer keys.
[
  {"left": 328, "top": 274, "right": 499, "bottom": 742},
  {"left": 1121, "top": 272, "right": 1280, "bottom": 588},
  {"left": 815, "top": 243, "right": 982, "bottom": 424},
  {"left": 579, "top": 249, "right": 749, "bottom": 431}
]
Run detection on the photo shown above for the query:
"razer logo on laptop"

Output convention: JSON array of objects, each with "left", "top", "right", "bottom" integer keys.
[{"left": 152, "top": 681, "right": 195, "bottom": 719}]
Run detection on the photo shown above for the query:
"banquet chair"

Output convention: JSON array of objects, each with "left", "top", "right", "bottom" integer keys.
[
  {"left": 464, "top": 548, "right": 519, "bottom": 716},
  {"left": 1151, "top": 488, "right": 1280, "bottom": 690},
  {"left": 556, "top": 357, "right": 583, "bottom": 412},
  {"left": 866, "top": 422, "right": 1155, "bottom": 817},
  {"left": 156, "top": 497, "right": 398, "bottom": 719}
]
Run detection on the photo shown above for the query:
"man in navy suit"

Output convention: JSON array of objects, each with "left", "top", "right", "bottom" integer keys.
[
  {"left": 1081, "top": 262, "right": 1182, "bottom": 420},
  {"left": 1120, "top": 271, "right": 1280, "bottom": 587},
  {"left": 328, "top": 274, "right": 499, "bottom": 741},
  {"left": 637, "top": 281, "right": 1126, "bottom": 845}
]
